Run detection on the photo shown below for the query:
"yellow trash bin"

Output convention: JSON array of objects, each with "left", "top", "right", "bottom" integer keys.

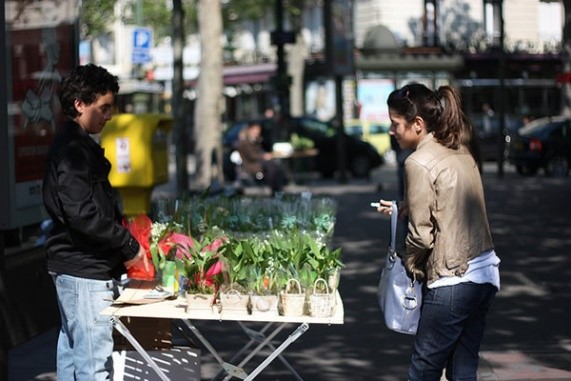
[{"left": 100, "top": 113, "right": 173, "bottom": 216}]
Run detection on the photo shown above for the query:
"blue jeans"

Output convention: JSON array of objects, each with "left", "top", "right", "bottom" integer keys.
[
  {"left": 408, "top": 282, "right": 497, "bottom": 381},
  {"left": 52, "top": 274, "right": 118, "bottom": 381}
]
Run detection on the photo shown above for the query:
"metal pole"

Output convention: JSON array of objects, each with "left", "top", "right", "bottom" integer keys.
[
  {"left": 335, "top": 76, "right": 347, "bottom": 183},
  {"left": 324, "top": 0, "right": 349, "bottom": 183},
  {"left": 496, "top": 0, "right": 506, "bottom": 177},
  {"left": 274, "top": 0, "right": 289, "bottom": 118},
  {"left": 172, "top": 0, "right": 188, "bottom": 195},
  {"left": 0, "top": 230, "right": 7, "bottom": 381},
  {"left": 244, "top": 323, "right": 309, "bottom": 381}
]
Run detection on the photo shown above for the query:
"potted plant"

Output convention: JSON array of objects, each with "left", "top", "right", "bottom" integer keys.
[
  {"left": 248, "top": 258, "right": 284, "bottom": 315},
  {"left": 217, "top": 237, "right": 254, "bottom": 315},
  {"left": 174, "top": 235, "right": 223, "bottom": 312},
  {"left": 308, "top": 277, "right": 335, "bottom": 318},
  {"left": 279, "top": 269, "right": 307, "bottom": 317},
  {"left": 304, "top": 238, "right": 344, "bottom": 292},
  {"left": 218, "top": 234, "right": 286, "bottom": 315}
]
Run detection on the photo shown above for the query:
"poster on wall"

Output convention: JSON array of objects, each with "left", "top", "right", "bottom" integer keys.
[
  {"left": 305, "top": 79, "right": 336, "bottom": 122},
  {"left": 11, "top": 25, "right": 76, "bottom": 209},
  {"left": 357, "top": 79, "right": 394, "bottom": 122},
  {"left": 2, "top": 0, "right": 78, "bottom": 229}
]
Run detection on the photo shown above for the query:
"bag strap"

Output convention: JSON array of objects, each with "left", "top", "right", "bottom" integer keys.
[{"left": 390, "top": 201, "right": 398, "bottom": 253}]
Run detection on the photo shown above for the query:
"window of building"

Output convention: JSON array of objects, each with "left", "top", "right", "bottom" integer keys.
[{"left": 539, "top": 1, "right": 562, "bottom": 41}]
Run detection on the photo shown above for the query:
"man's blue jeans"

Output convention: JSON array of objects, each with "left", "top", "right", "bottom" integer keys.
[
  {"left": 408, "top": 282, "right": 497, "bottom": 381},
  {"left": 52, "top": 274, "right": 118, "bottom": 381}
]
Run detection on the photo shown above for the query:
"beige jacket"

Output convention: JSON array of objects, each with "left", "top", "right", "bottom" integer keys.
[{"left": 403, "top": 133, "right": 494, "bottom": 286}]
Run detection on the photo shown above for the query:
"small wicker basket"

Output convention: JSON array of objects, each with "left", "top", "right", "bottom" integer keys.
[
  {"left": 279, "top": 278, "right": 306, "bottom": 316},
  {"left": 219, "top": 288, "right": 250, "bottom": 315},
  {"left": 309, "top": 278, "right": 335, "bottom": 318}
]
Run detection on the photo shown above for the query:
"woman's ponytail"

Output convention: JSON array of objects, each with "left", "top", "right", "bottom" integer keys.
[{"left": 434, "top": 86, "right": 479, "bottom": 162}]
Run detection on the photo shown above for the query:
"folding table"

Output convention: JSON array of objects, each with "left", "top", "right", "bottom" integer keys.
[{"left": 101, "top": 281, "right": 344, "bottom": 380}]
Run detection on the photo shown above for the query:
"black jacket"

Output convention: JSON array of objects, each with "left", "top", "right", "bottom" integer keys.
[{"left": 42, "top": 121, "right": 140, "bottom": 280}]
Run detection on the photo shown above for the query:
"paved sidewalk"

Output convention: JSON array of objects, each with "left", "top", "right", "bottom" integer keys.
[{"left": 9, "top": 162, "right": 571, "bottom": 380}]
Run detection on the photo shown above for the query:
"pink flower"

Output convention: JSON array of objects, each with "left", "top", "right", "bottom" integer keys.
[
  {"left": 162, "top": 232, "right": 195, "bottom": 259},
  {"left": 204, "top": 237, "right": 225, "bottom": 253}
]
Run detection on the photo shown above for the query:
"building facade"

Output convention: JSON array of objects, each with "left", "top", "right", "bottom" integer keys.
[
  {"left": 352, "top": 0, "right": 562, "bottom": 120},
  {"left": 84, "top": 0, "right": 563, "bottom": 121}
]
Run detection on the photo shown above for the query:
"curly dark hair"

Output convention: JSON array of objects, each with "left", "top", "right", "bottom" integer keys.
[{"left": 58, "top": 64, "right": 119, "bottom": 119}]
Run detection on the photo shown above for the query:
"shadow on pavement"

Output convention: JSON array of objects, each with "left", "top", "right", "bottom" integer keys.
[{"left": 9, "top": 163, "right": 571, "bottom": 381}]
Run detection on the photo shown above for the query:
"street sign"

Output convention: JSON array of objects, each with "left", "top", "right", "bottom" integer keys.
[{"left": 132, "top": 27, "right": 152, "bottom": 64}]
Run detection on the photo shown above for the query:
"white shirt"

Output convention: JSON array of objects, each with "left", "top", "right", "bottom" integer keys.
[{"left": 428, "top": 249, "right": 501, "bottom": 290}]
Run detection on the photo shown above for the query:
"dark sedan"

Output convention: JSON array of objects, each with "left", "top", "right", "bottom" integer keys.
[
  {"left": 507, "top": 116, "right": 571, "bottom": 176},
  {"left": 471, "top": 114, "right": 523, "bottom": 161},
  {"left": 222, "top": 117, "right": 383, "bottom": 181}
]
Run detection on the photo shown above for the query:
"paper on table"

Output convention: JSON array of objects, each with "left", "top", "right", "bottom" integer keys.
[{"left": 113, "top": 285, "right": 174, "bottom": 305}]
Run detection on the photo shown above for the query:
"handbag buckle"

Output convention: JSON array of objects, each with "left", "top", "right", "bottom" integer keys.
[{"left": 386, "top": 248, "right": 398, "bottom": 269}]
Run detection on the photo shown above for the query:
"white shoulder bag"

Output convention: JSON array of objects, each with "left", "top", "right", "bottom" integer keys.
[{"left": 377, "top": 201, "right": 423, "bottom": 335}]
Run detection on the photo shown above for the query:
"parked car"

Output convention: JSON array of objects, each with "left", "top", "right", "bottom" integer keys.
[
  {"left": 507, "top": 116, "right": 571, "bottom": 176},
  {"left": 344, "top": 119, "right": 392, "bottom": 157},
  {"left": 222, "top": 116, "right": 383, "bottom": 181},
  {"left": 471, "top": 114, "right": 524, "bottom": 161}
]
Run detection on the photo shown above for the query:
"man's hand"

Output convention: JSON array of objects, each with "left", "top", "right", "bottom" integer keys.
[{"left": 124, "top": 246, "right": 149, "bottom": 271}]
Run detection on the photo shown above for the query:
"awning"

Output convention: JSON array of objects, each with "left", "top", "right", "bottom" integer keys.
[
  {"left": 223, "top": 63, "right": 276, "bottom": 85},
  {"left": 356, "top": 52, "right": 464, "bottom": 71},
  {"left": 223, "top": 72, "right": 273, "bottom": 85},
  {"left": 185, "top": 63, "right": 276, "bottom": 88}
]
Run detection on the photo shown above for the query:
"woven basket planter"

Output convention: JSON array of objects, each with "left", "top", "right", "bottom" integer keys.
[
  {"left": 185, "top": 293, "right": 216, "bottom": 312},
  {"left": 219, "top": 288, "right": 250, "bottom": 315},
  {"left": 309, "top": 278, "right": 335, "bottom": 318},
  {"left": 279, "top": 279, "right": 306, "bottom": 317}
]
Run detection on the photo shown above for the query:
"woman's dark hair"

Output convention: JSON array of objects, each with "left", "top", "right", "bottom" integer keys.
[
  {"left": 387, "top": 83, "right": 477, "bottom": 158},
  {"left": 58, "top": 64, "right": 119, "bottom": 119}
]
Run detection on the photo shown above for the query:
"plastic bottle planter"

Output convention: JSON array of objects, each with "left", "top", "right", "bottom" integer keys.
[
  {"left": 327, "top": 268, "right": 341, "bottom": 292},
  {"left": 250, "top": 293, "right": 279, "bottom": 315},
  {"left": 160, "top": 261, "right": 178, "bottom": 294}
]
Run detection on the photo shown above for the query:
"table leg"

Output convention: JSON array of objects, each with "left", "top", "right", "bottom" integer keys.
[
  {"left": 220, "top": 322, "right": 287, "bottom": 381},
  {"left": 237, "top": 322, "right": 304, "bottom": 380},
  {"left": 232, "top": 322, "right": 274, "bottom": 360},
  {"left": 209, "top": 322, "right": 274, "bottom": 380},
  {"left": 244, "top": 323, "right": 309, "bottom": 381},
  {"left": 179, "top": 320, "right": 309, "bottom": 381},
  {"left": 110, "top": 317, "right": 170, "bottom": 381}
]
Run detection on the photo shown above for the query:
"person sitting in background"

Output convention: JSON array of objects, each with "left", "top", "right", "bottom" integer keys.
[{"left": 237, "top": 122, "right": 286, "bottom": 195}]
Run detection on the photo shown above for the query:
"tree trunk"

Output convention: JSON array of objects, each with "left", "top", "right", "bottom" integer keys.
[
  {"left": 562, "top": 0, "right": 571, "bottom": 116},
  {"left": 172, "top": 0, "right": 188, "bottom": 195},
  {"left": 193, "top": 0, "right": 223, "bottom": 190}
]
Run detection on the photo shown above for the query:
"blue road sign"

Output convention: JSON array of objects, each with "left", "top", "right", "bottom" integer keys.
[{"left": 132, "top": 27, "right": 152, "bottom": 64}]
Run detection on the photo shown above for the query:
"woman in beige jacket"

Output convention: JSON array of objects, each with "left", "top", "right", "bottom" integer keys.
[{"left": 377, "top": 83, "right": 500, "bottom": 381}]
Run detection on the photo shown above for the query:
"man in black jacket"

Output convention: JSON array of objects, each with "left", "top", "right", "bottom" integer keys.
[{"left": 42, "top": 64, "right": 146, "bottom": 380}]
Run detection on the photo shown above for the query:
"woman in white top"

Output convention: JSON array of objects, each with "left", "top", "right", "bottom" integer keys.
[{"left": 377, "top": 83, "right": 500, "bottom": 381}]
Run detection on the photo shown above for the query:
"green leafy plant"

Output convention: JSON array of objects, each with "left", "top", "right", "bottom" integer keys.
[
  {"left": 218, "top": 237, "right": 254, "bottom": 289},
  {"left": 174, "top": 236, "right": 223, "bottom": 294},
  {"left": 290, "top": 132, "right": 314, "bottom": 150}
]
